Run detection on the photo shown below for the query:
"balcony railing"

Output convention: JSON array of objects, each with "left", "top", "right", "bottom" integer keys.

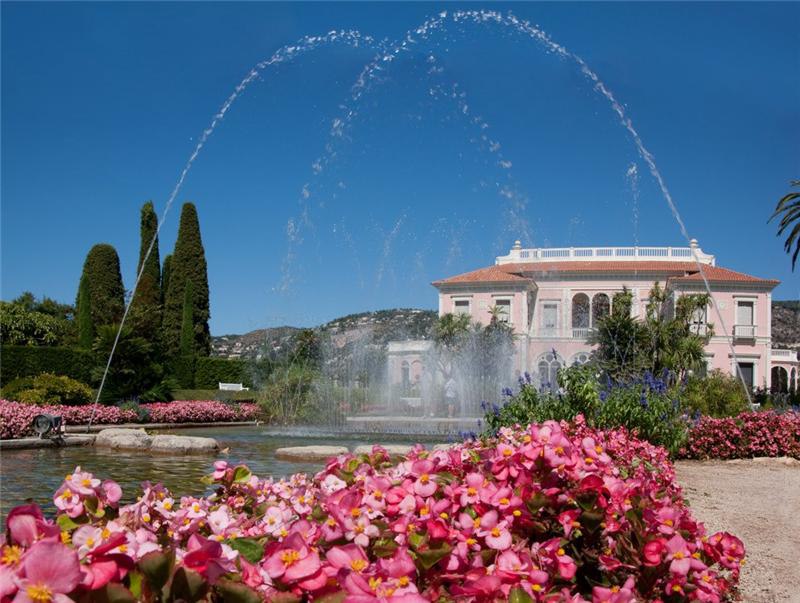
[
  {"left": 496, "top": 243, "right": 716, "bottom": 266},
  {"left": 572, "top": 328, "right": 591, "bottom": 340},
  {"left": 771, "top": 348, "right": 798, "bottom": 360},
  {"left": 733, "top": 324, "right": 756, "bottom": 339}
]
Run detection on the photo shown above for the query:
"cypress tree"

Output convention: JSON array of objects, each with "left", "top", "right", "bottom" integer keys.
[
  {"left": 176, "top": 280, "right": 195, "bottom": 387},
  {"left": 161, "top": 254, "right": 172, "bottom": 307},
  {"left": 129, "top": 201, "right": 162, "bottom": 340},
  {"left": 76, "top": 243, "right": 125, "bottom": 330},
  {"left": 77, "top": 274, "right": 94, "bottom": 348},
  {"left": 162, "top": 203, "right": 210, "bottom": 357}
]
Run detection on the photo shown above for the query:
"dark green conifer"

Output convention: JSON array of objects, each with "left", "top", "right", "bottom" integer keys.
[
  {"left": 129, "top": 201, "right": 162, "bottom": 340},
  {"left": 76, "top": 243, "right": 125, "bottom": 330}
]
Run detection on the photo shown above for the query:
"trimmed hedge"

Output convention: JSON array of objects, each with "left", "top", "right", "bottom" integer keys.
[
  {"left": 0, "top": 345, "right": 95, "bottom": 386},
  {"left": 193, "top": 356, "right": 251, "bottom": 389}
]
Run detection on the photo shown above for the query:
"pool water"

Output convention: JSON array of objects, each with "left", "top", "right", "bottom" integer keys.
[{"left": 0, "top": 426, "right": 418, "bottom": 514}]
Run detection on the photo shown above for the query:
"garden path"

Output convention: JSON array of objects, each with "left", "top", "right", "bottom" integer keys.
[{"left": 675, "top": 459, "right": 800, "bottom": 603}]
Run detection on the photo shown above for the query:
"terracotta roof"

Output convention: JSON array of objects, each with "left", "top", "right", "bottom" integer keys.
[
  {"left": 431, "top": 265, "right": 529, "bottom": 285},
  {"left": 667, "top": 265, "right": 779, "bottom": 285},
  {"left": 433, "top": 261, "right": 778, "bottom": 287}
]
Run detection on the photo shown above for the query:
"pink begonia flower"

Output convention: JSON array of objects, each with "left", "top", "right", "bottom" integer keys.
[
  {"left": 665, "top": 534, "right": 692, "bottom": 576},
  {"left": 182, "top": 534, "right": 235, "bottom": 584},
  {"left": 53, "top": 484, "right": 84, "bottom": 519},
  {"left": 6, "top": 505, "right": 58, "bottom": 548},
  {"left": 343, "top": 571, "right": 427, "bottom": 602},
  {"left": 263, "top": 533, "right": 321, "bottom": 583},
  {"left": 558, "top": 509, "right": 582, "bottom": 537},
  {"left": 321, "top": 474, "right": 348, "bottom": 495},
  {"left": 101, "top": 480, "right": 122, "bottom": 506},
  {"left": 0, "top": 562, "right": 18, "bottom": 599},
  {"left": 13, "top": 541, "right": 82, "bottom": 603},
  {"left": 643, "top": 538, "right": 667, "bottom": 566},
  {"left": 476, "top": 510, "right": 512, "bottom": 550},
  {"left": 65, "top": 467, "right": 100, "bottom": 496},
  {"left": 326, "top": 543, "right": 370, "bottom": 573},
  {"left": 212, "top": 460, "right": 229, "bottom": 480},
  {"left": 591, "top": 576, "right": 636, "bottom": 603}
]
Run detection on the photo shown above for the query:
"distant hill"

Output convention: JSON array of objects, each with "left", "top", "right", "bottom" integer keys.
[
  {"left": 211, "top": 308, "right": 437, "bottom": 360},
  {"left": 772, "top": 300, "right": 800, "bottom": 351}
]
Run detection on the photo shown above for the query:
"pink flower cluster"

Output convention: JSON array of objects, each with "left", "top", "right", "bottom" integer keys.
[
  {"left": 682, "top": 410, "right": 800, "bottom": 460},
  {"left": 0, "top": 399, "right": 260, "bottom": 440},
  {"left": 144, "top": 400, "right": 261, "bottom": 424},
  {"left": 1, "top": 419, "right": 745, "bottom": 602}
]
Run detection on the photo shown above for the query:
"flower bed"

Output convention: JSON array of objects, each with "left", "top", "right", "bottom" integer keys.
[
  {"left": 0, "top": 399, "right": 260, "bottom": 439},
  {"left": 1, "top": 420, "right": 744, "bottom": 601},
  {"left": 682, "top": 410, "right": 800, "bottom": 460}
]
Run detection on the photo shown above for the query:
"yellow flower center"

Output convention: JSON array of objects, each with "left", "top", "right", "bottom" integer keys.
[
  {"left": 673, "top": 552, "right": 684, "bottom": 559},
  {"left": 439, "top": 512, "right": 449, "bottom": 520},
  {"left": 369, "top": 577, "right": 383, "bottom": 591},
  {"left": 81, "top": 478, "right": 92, "bottom": 487},
  {"left": 143, "top": 513, "right": 151, "bottom": 523},
  {"left": 502, "top": 448, "right": 513, "bottom": 457},
  {"left": 350, "top": 558, "right": 368, "bottom": 572},
  {"left": 611, "top": 586, "right": 620, "bottom": 593},
  {"left": 473, "top": 518, "right": 481, "bottom": 529},
  {"left": 664, "top": 519, "right": 673, "bottom": 526},
  {"left": 60, "top": 489, "right": 73, "bottom": 500},
  {"left": 490, "top": 527, "right": 501, "bottom": 537},
  {"left": 350, "top": 508, "right": 362, "bottom": 518},
  {"left": 419, "top": 507, "right": 429, "bottom": 516},
  {"left": 326, "top": 518, "right": 336, "bottom": 527},
  {"left": 65, "top": 474, "right": 73, "bottom": 481},
  {"left": 163, "top": 501, "right": 173, "bottom": 511},
  {"left": 584, "top": 457, "right": 594, "bottom": 464},
  {"left": 499, "top": 497, "right": 510, "bottom": 505},
  {"left": 702, "top": 575, "right": 711, "bottom": 582},
  {"left": 692, "top": 552, "right": 701, "bottom": 559},
  {"left": 512, "top": 510, "right": 521, "bottom": 517},
  {"left": 280, "top": 550, "right": 300, "bottom": 566},
  {"left": 398, "top": 576, "right": 410, "bottom": 587},
  {"left": 594, "top": 445, "right": 603, "bottom": 454},
  {"left": 101, "top": 528, "right": 111, "bottom": 539},
  {"left": 557, "top": 548, "right": 565, "bottom": 556},
  {"left": 373, "top": 490, "right": 383, "bottom": 500},
  {"left": 532, "top": 584, "right": 542, "bottom": 592},
  {"left": 672, "top": 585, "right": 682, "bottom": 593},
  {"left": 192, "top": 503, "right": 200, "bottom": 512},
  {"left": 466, "top": 538, "right": 477, "bottom": 545},
  {"left": 26, "top": 584, "right": 53, "bottom": 603},
  {"left": 522, "top": 435, "right": 532, "bottom": 443},
  {"left": 118, "top": 544, "right": 128, "bottom": 553},
  {"left": 555, "top": 446, "right": 564, "bottom": 454},
  {"left": 60, "top": 532, "right": 71, "bottom": 545},
  {"left": 1, "top": 545, "right": 22, "bottom": 566},
  {"left": 467, "top": 487, "right": 477, "bottom": 496},
  {"left": 419, "top": 474, "right": 430, "bottom": 484}
]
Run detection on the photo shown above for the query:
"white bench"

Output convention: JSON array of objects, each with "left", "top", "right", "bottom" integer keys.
[{"left": 218, "top": 383, "right": 249, "bottom": 392}]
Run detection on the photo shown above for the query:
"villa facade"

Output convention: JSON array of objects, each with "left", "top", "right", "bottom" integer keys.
[{"left": 389, "top": 241, "right": 798, "bottom": 397}]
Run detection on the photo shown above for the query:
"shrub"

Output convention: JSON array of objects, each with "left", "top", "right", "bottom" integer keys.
[
  {"left": 4, "top": 421, "right": 744, "bottom": 602},
  {"left": 682, "top": 410, "right": 800, "bottom": 459},
  {"left": 681, "top": 370, "right": 750, "bottom": 417},
  {"left": 257, "top": 364, "right": 322, "bottom": 425},
  {"left": 193, "top": 356, "right": 251, "bottom": 389},
  {"left": 0, "top": 345, "right": 95, "bottom": 386},
  {"left": 4, "top": 373, "right": 93, "bottom": 406},
  {"left": 118, "top": 399, "right": 151, "bottom": 423},
  {"left": 484, "top": 367, "right": 689, "bottom": 455}
]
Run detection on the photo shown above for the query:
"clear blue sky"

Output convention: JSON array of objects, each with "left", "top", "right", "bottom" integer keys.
[{"left": 2, "top": 2, "right": 798, "bottom": 335}]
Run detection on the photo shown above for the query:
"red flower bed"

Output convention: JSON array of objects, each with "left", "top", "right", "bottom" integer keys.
[
  {"left": 682, "top": 410, "right": 800, "bottom": 460},
  {"left": 0, "top": 399, "right": 260, "bottom": 439},
  {"left": 1, "top": 419, "right": 745, "bottom": 602}
]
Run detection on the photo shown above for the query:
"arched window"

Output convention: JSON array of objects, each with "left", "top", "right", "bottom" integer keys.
[
  {"left": 570, "top": 352, "right": 590, "bottom": 366},
  {"left": 771, "top": 366, "right": 788, "bottom": 393},
  {"left": 401, "top": 361, "right": 410, "bottom": 389},
  {"left": 592, "top": 293, "right": 611, "bottom": 325},
  {"left": 537, "top": 352, "right": 563, "bottom": 391},
  {"left": 571, "top": 293, "right": 590, "bottom": 338}
]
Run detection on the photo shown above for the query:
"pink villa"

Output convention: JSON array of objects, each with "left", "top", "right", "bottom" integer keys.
[{"left": 388, "top": 241, "right": 799, "bottom": 409}]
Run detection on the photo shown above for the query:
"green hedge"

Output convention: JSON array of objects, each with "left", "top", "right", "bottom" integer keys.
[
  {"left": 193, "top": 357, "right": 251, "bottom": 389},
  {"left": 0, "top": 345, "right": 96, "bottom": 386}
]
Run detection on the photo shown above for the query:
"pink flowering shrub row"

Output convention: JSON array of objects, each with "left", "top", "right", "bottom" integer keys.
[
  {"left": 0, "top": 399, "right": 260, "bottom": 439},
  {"left": 1, "top": 418, "right": 744, "bottom": 602},
  {"left": 682, "top": 410, "right": 800, "bottom": 460}
]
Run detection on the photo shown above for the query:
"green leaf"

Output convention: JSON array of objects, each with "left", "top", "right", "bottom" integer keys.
[
  {"left": 408, "top": 531, "right": 427, "bottom": 550},
  {"left": 215, "top": 579, "right": 262, "bottom": 603},
  {"left": 87, "top": 583, "right": 137, "bottom": 603},
  {"left": 416, "top": 543, "right": 452, "bottom": 570},
  {"left": 373, "top": 538, "right": 399, "bottom": 558},
  {"left": 233, "top": 465, "right": 252, "bottom": 484},
  {"left": 138, "top": 550, "right": 174, "bottom": 593},
  {"left": 225, "top": 537, "right": 264, "bottom": 564},
  {"left": 56, "top": 514, "right": 80, "bottom": 531},
  {"left": 509, "top": 587, "right": 535, "bottom": 603},
  {"left": 127, "top": 571, "right": 143, "bottom": 600},
  {"left": 314, "top": 592, "right": 347, "bottom": 603},
  {"left": 169, "top": 567, "right": 208, "bottom": 602}
]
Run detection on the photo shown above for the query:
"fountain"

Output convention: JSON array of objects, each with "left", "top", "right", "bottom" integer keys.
[{"left": 88, "top": 9, "right": 754, "bottom": 437}]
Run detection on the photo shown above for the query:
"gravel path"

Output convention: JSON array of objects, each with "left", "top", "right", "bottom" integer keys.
[{"left": 674, "top": 458, "right": 800, "bottom": 603}]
